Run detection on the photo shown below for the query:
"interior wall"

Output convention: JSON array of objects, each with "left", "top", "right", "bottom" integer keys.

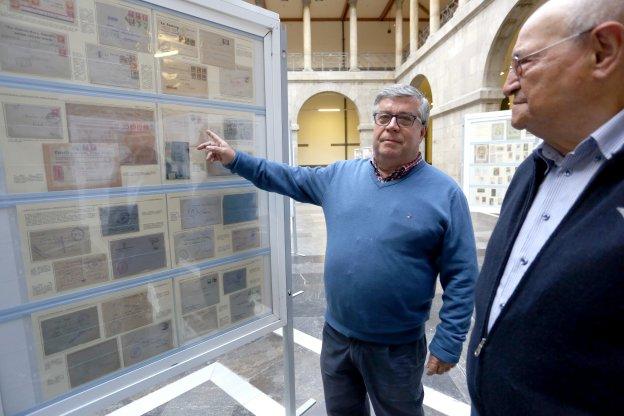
[{"left": 297, "top": 93, "right": 360, "bottom": 166}]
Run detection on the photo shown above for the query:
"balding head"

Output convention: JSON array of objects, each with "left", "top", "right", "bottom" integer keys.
[
  {"left": 528, "top": 0, "right": 624, "bottom": 36},
  {"left": 503, "top": 0, "right": 624, "bottom": 152}
]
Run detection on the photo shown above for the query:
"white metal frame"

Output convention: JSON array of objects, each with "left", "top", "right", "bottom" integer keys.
[{"left": 0, "top": 0, "right": 296, "bottom": 415}]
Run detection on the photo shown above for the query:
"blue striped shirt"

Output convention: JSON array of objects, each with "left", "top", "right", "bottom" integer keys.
[{"left": 488, "top": 109, "right": 624, "bottom": 331}]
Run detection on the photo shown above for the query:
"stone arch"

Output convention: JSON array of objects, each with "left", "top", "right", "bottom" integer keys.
[
  {"left": 295, "top": 91, "right": 361, "bottom": 166},
  {"left": 410, "top": 74, "right": 433, "bottom": 164},
  {"left": 483, "top": 0, "right": 547, "bottom": 90},
  {"left": 290, "top": 87, "right": 363, "bottom": 129}
]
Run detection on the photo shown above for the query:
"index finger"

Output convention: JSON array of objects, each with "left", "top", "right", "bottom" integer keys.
[{"left": 205, "top": 130, "right": 227, "bottom": 144}]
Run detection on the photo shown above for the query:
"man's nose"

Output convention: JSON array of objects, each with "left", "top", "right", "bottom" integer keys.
[
  {"left": 502, "top": 69, "right": 520, "bottom": 98},
  {"left": 385, "top": 116, "right": 400, "bottom": 130}
]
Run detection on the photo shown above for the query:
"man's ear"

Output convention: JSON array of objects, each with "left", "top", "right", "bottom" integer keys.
[{"left": 590, "top": 22, "right": 624, "bottom": 79}]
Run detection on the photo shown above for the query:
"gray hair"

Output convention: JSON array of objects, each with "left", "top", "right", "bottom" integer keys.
[{"left": 373, "top": 84, "right": 430, "bottom": 125}]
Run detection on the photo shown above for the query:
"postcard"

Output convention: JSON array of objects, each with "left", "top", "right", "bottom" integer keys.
[
  {"left": 199, "top": 29, "right": 235, "bottom": 69},
  {"left": 86, "top": 43, "right": 140, "bottom": 89},
  {"left": 222, "top": 193, "right": 258, "bottom": 225},
  {"left": 10, "top": 0, "right": 76, "bottom": 23},
  {"left": 0, "top": 21, "right": 71, "bottom": 79},
  {"left": 120, "top": 320, "right": 174, "bottom": 366},
  {"left": 99, "top": 204, "right": 140, "bottom": 237},
  {"left": 109, "top": 232, "right": 167, "bottom": 279},
  {"left": 40, "top": 306, "right": 100, "bottom": 356},
  {"left": 179, "top": 272, "right": 220, "bottom": 315},
  {"left": 102, "top": 291, "right": 153, "bottom": 337},
  {"left": 53, "top": 253, "right": 109, "bottom": 292},
  {"left": 42, "top": 142, "right": 122, "bottom": 190},
  {"left": 231, "top": 227, "right": 260, "bottom": 252},
  {"left": 29, "top": 225, "right": 91, "bottom": 261},
  {"left": 160, "top": 58, "right": 208, "bottom": 98},
  {"left": 157, "top": 16, "right": 198, "bottom": 58},
  {"left": 66, "top": 338, "right": 121, "bottom": 388},
  {"left": 96, "top": 2, "right": 150, "bottom": 53},
  {"left": 223, "top": 267, "right": 246, "bottom": 295},
  {"left": 180, "top": 195, "right": 221, "bottom": 229},
  {"left": 181, "top": 306, "right": 218, "bottom": 342},
  {"left": 173, "top": 228, "right": 215, "bottom": 264},
  {"left": 4, "top": 103, "right": 63, "bottom": 140},
  {"left": 229, "top": 285, "right": 261, "bottom": 323}
]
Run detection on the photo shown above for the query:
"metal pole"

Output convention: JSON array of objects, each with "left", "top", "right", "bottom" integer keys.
[
  {"left": 280, "top": 25, "right": 316, "bottom": 416},
  {"left": 279, "top": 23, "right": 297, "bottom": 416}
]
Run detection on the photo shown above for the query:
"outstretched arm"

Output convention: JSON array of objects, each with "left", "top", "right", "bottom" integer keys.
[{"left": 197, "top": 130, "right": 334, "bottom": 206}]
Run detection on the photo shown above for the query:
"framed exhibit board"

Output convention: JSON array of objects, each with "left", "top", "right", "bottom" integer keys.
[
  {"left": 0, "top": 1, "right": 288, "bottom": 415},
  {"left": 463, "top": 110, "right": 541, "bottom": 213}
]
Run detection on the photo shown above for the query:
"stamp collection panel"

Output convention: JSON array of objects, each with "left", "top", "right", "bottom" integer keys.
[{"left": 0, "top": 0, "right": 274, "bottom": 410}]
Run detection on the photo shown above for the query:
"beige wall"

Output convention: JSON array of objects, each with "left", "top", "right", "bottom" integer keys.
[{"left": 297, "top": 93, "right": 360, "bottom": 166}]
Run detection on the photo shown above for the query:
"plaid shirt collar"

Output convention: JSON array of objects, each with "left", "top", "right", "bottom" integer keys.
[{"left": 370, "top": 153, "right": 422, "bottom": 182}]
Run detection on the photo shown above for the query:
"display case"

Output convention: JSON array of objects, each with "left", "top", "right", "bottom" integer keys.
[
  {"left": 463, "top": 110, "right": 541, "bottom": 213},
  {"left": 0, "top": 1, "right": 287, "bottom": 414}
]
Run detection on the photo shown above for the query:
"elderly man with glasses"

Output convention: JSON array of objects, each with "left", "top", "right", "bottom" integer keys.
[
  {"left": 467, "top": 1, "right": 624, "bottom": 415},
  {"left": 198, "top": 84, "right": 477, "bottom": 416}
]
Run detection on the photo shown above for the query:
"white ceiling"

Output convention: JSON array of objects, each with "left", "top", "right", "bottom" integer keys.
[{"left": 243, "top": 0, "right": 453, "bottom": 21}]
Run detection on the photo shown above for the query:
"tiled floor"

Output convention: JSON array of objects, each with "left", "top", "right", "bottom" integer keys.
[{"left": 104, "top": 203, "right": 497, "bottom": 416}]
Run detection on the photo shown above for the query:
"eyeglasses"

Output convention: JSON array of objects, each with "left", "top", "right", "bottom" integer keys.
[
  {"left": 373, "top": 112, "right": 422, "bottom": 127},
  {"left": 509, "top": 28, "right": 593, "bottom": 77}
]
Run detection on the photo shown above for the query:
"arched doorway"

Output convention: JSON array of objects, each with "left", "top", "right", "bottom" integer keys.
[
  {"left": 296, "top": 92, "right": 360, "bottom": 166},
  {"left": 410, "top": 75, "right": 433, "bottom": 164},
  {"left": 483, "top": 0, "right": 547, "bottom": 107}
]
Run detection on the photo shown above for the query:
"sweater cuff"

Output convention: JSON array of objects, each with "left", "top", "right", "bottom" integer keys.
[
  {"left": 223, "top": 151, "right": 241, "bottom": 170},
  {"left": 429, "top": 336, "right": 461, "bottom": 364}
]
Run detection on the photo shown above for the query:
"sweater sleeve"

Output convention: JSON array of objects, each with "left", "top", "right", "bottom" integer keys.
[
  {"left": 429, "top": 188, "right": 478, "bottom": 364},
  {"left": 226, "top": 151, "right": 334, "bottom": 206}
]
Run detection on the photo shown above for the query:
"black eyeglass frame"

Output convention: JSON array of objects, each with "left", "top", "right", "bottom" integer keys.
[
  {"left": 509, "top": 28, "right": 593, "bottom": 77},
  {"left": 373, "top": 112, "right": 423, "bottom": 127}
]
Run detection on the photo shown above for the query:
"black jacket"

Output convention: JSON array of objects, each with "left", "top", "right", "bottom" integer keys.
[{"left": 467, "top": 150, "right": 624, "bottom": 415}]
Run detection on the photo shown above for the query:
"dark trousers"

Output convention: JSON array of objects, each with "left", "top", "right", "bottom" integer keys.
[{"left": 320, "top": 323, "right": 426, "bottom": 416}]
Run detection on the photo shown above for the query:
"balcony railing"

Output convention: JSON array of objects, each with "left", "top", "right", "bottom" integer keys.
[
  {"left": 287, "top": 52, "right": 396, "bottom": 71},
  {"left": 418, "top": 25, "right": 430, "bottom": 48},
  {"left": 441, "top": 0, "right": 459, "bottom": 27},
  {"left": 287, "top": 0, "right": 462, "bottom": 72}
]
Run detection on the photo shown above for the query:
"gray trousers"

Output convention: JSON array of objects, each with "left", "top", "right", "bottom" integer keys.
[{"left": 320, "top": 323, "right": 426, "bottom": 416}]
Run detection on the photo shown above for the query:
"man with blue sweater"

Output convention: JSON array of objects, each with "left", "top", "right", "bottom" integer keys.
[
  {"left": 467, "top": 1, "right": 624, "bottom": 415},
  {"left": 198, "top": 84, "right": 478, "bottom": 416}
]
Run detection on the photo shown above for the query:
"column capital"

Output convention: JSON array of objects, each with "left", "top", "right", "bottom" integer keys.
[
  {"left": 348, "top": 0, "right": 358, "bottom": 6},
  {"left": 302, "top": 0, "right": 311, "bottom": 7}
]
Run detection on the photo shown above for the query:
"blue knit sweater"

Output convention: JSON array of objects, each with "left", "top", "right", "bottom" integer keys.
[{"left": 228, "top": 152, "right": 477, "bottom": 363}]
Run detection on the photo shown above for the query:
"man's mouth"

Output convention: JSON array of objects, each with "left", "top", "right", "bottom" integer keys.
[
  {"left": 512, "top": 95, "right": 527, "bottom": 104},
  {"left": 381, "top": 137, "right": 401, "bottom": 144}
]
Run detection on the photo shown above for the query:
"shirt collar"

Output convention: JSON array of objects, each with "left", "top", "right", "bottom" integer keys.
[
  {"left": 370, "top": 154, "right": 422, "bottom": 182},
  {"left": 535, "top": 108, "right": 624, "bottom": 166},
  {"left": 590, "top": 107, "right": 624, "bottom": 160}
]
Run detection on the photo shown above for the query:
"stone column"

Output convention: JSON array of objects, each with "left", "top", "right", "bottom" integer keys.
[
  {"left": 395, "top": 0, "right": 403, "bottom": 69},
  {"left": 349, "top": 0, "right": 358, "bottom": 71},
  {"left": 409, "top": 0, "right": 418, "bottom": 56},
  {"left": 290, "top": 123, "right": 299, "bottom": 165},
  {"left": 430, "top": 0, "right": 440, "bottom": 34},
  {"left": 303, "top": 0, "right": 312, "bottom": 71},
  {"left": 358, "top": 123, "right": 375, "bottom": 148}
]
